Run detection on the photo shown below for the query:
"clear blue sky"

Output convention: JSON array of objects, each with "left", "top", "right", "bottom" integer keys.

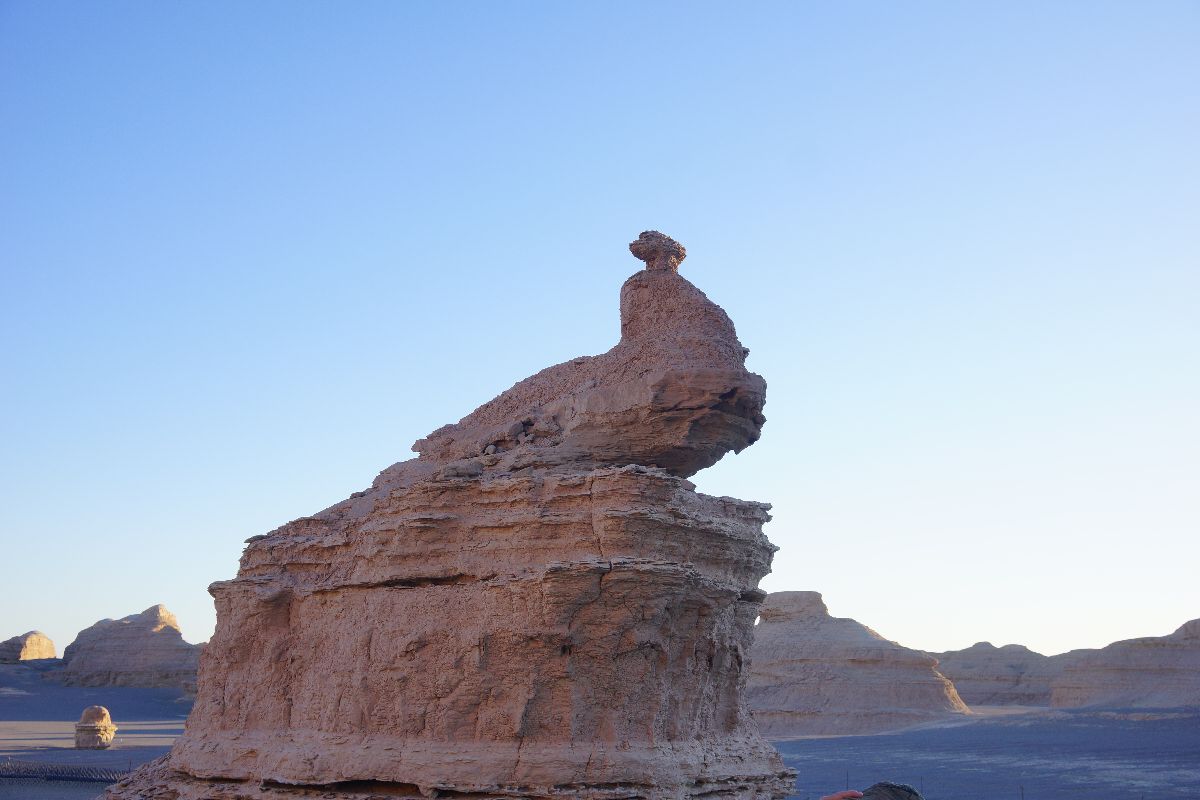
[{"left": 2, "top": 2, "right": 1196, "bottom": 658}]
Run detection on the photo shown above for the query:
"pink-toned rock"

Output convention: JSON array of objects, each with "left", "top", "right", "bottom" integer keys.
[
  {"left": 62, "top": 605, "right": 200, "bottom": 690},
  {"left": 747, "top": 592, "right": 970, "bottom": 736},
  {"left": 0, "top": 630, "right": 55, "bottom": 662},
  {"left": 1051, "top": 619, "right": 1200, "bottom": 708},
  {"left": 106, "top": 233, "right": 793, "bottom": 800},
  {"left": 75, "top": 705, "right": 118, "bottom": 749},
  {"left": 410, "top": 231, "right": 765, "bottom": 479}
]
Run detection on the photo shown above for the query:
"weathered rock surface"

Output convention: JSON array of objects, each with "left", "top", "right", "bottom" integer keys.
[
  {"left": 931, "top": 642, "right": 1061, "bottom": 706},
  {"left": 61, "top": 605, "right": 200, "bottom": 690},
  {"left": 747, "top": 592, "right": 970, "bottom": 736},
  {"left": 107, "top": 233, "right": 793, "bottom": 800},
  {"left": 410, "top": 232, "right": 765, "bottom": 480},
  {"left": 0, "top": 630, "right": 55, "bottom": 662},
  {"left": 75, "top": 705, "right": 118, "bottom": 749},
  {"left": 1051, "top": 619, "right": 1200, "bottom": 709}
]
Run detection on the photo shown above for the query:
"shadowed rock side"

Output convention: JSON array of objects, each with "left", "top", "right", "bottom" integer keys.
[
  {"left": 106, "top": 232, "right": 793, "bottom": 800},
  {"left": 931, "top": 642, "right": 1061, "bottom": 706},
  {"left": 1051, "top": 618, "right": 1200, "bottom": 709},
  {"left": 747, "top": 592, "right": 970, "bottom": 737},
  {"left": 60, "top": 605, "right": 200, "bottom": 691},
  {"left": 0, "top": 630, "right": 55, "bottom": 662}
]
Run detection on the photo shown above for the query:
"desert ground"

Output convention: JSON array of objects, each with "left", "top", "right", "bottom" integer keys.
[
  {"left": 780, "top": 707, "right": 1200, "bottom": 800},
  {"left": 0, "top": 662, "right": 186, "bottom": 799},
  {"left": 4, "top": 659, "right": 1197, "bottom": 800}
]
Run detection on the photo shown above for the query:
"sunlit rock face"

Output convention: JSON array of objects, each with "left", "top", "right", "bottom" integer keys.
[
  {"left": 1050, "top": 619, "right": 1200, "bottom": 709},
  {"left": 107, "top": 233, "right": 793, "bottom": 800},
  {"left": 747, "top": 592, "right": 971, "bottom": 736},
  {"left": 931, "top": 642, "right": 1060, "bottom": 706},
  {"left": 0, "top": 630, "right": 55, "bottom": 662},
  {"left": 61, "top": 605, "right": 200, "bottom": 691}
]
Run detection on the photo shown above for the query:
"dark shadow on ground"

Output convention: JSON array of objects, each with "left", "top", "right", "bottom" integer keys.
[
  {"left": 0, "top": 663, "right": 190, "bottom": 723},
  {"left": 776, "top": 708, "right": 1200, "bottom": 800}
]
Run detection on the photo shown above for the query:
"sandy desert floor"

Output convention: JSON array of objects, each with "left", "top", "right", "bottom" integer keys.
[
  {"left": 3, "top": 662, "right": 1198, "bottom": 800},
  {"left": 777, "top": 706, "right": 1200, "bottom": 800},
  {"left": 0, "top": 663, "right": 187, "bottom": 799}
]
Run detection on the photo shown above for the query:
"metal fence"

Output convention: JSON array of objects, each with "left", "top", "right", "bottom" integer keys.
[{"left": 0, "top": 757, "right": 129, "bottom": 784}]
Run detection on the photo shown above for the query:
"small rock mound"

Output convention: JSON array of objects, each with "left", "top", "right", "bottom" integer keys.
[
  {"left": 748, "top": 591, "right": 970, "bottom": 736},
  {"left": 75, "top": 705, "right": 117, "bottom": 749},
  {"left": 0, "top": 631, "right": 55, "bottom": 662},
  {"left": 61, "top": 605, "right": 200, "bottom": 690}
]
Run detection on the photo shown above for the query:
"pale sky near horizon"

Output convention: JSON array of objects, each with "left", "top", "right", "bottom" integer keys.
[{"left": 2, "top": 2, "right": 1197, "bottom": 660}]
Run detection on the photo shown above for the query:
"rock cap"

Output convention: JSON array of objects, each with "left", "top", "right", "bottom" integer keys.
[
  {"left": 630, "top": 230, "right": 686, "bottom": 272},
  {"left": 79, "top": 705, "right": 113, "bottom": 725}
]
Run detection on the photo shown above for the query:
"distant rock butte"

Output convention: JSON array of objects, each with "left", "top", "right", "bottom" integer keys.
[
  {"left": 933, "top": 619, "right": 1200, "bottom": 710},
  {"left": 747, "top": 592, "right": 970, "bottom": 737},
  {"left": 931, "top": 641, "right": 1061, "bottom": 706},
  {"left": 61, "top": 605, "right": 200, "bottom": 690},
  {"left": 1051, "top": 619, "right": 1200, "bottom": 709},
  {"left": 0, "top": 630, "right": 55, "bottom": 662},
  {"left": 106, "top": 232, "right": 793, "bottom": 800}
]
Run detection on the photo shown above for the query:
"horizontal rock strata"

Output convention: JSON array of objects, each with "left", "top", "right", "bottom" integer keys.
[
  {"left": 748, "top": 592, "right": 970, "bottom": 736},
  {"left": 61, "top": 605, "right": 200, "bottom": 691},
  {"left": 931, "top": 642, "right": 1060, "bottom": 706},
  {"left": 1051, "top": 619, "right": 1200, "bottom": 709},
  {"left": 107, "top": 232, "right": 793, "bottom": 799}
]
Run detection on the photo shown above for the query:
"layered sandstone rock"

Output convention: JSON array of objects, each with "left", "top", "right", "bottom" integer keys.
[
  {"left": 0, "top": 630, "right": 55, "bottom": 662},
  {"left": 931, "top": 642, "right": 1060, "bottom": 706},
  {"left": 747, "top": 592, "right": 970, "bottom": 736},
  {"left": 1051, "top": 619, "right": 1200, "bottom": 708},
  {"left": 75, "top": 705, "right": 118, "bottom": 749},
  {"left": 107, "top": 232, "right": 793, "bottom": 800},
  {"left": 61, "top": 605, "right": 200, "bottom": 690}
]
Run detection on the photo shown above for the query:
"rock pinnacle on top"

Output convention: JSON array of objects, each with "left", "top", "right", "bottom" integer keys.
[{"left": 629, "top": 230, "right": 686, "bottom": 272}]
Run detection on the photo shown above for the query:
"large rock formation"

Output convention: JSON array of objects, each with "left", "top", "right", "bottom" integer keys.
[
  {"left": 931, "top": 642, "right": 1061, "bottom": 706},
  {"left": 107, "top": 232, "right": 794, "bottom": 799},
  {"left": 1050, "top": 619, "right": 1200, "bottom": 709},
  {"left": 0, "top": 630, "right": 55, "bottom": 662},
  {"left": 61, "top": 605, "right": 200, "bottom": 690},
  {"left": 747, "top": 592, "right": 970, "bottom": 736}
]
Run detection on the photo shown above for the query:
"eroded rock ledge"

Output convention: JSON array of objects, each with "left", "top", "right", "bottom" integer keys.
[{"left": 107, "top": 232, "right": 793, "bottom": 800}]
